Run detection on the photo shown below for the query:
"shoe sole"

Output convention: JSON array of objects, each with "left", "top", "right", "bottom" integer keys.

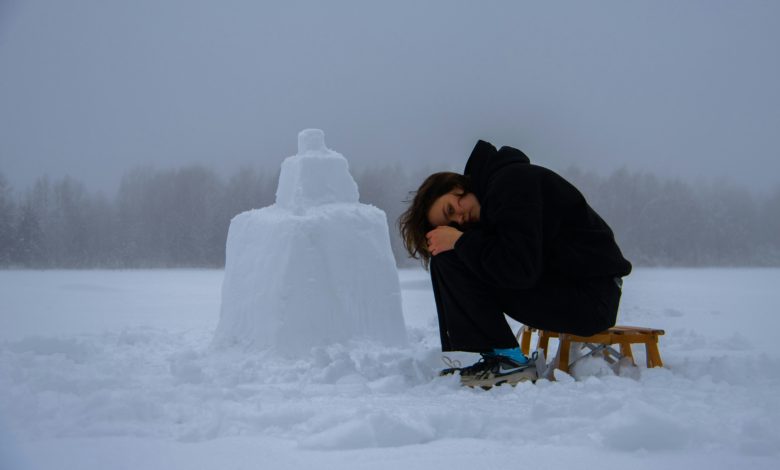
[
  {"left": 461, "top": 368, "right": 538, "bottom": 389},
  {"left": 439, "top": 367, "right": 461, "bottom": 377}
]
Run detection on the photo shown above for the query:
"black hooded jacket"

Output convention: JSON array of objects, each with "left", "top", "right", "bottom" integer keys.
[{"left": 453, "top": 140, "right": 632, "bottom": 289}]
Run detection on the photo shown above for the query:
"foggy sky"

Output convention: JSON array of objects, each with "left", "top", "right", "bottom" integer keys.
[{"left": 1, "top": 0, "right": 779, "bottom": 194}]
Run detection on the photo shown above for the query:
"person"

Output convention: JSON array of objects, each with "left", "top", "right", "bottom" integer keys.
[{"left": 399, "top": 140, "right": 632, "bottom": 388}]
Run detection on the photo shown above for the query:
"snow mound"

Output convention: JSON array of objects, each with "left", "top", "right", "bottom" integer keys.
[{"left": 213, "top": 129, "right": 406, "bottom": 355}]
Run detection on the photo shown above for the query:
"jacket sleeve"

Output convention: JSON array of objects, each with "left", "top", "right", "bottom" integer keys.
[{"left": 452, "top": 171, "right": 544, "bottom": 289}]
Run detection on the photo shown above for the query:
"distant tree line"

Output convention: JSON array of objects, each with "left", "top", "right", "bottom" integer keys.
[
  {"left": 0, "top": 165, "right": 778, "bottom": 268},
  {"left": 0, "top": 167, "right": 275, "bottom": 268},
  {"left": 560, "top": 167, "right": 780, "bottom": 266}
]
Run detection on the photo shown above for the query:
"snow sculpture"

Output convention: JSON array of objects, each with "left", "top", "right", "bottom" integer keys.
[{"left": 214, "top": 129, "right": 407, "bottom": 355}]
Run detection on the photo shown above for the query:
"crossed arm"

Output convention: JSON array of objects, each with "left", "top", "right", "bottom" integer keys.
[{"left": 425, "top": 226, "right": 463, "bottom": 256}]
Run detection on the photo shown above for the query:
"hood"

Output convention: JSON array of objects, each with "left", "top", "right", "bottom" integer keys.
[{"left": 464, "top": 140, "right": 531, "bottom": 199}]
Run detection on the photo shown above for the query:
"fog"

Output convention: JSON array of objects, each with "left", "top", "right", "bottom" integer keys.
[{"left": 1, "top": 0, "right": 779, "bottom": 194}]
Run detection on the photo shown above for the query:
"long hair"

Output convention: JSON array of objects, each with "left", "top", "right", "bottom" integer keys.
[{"left": 398, "top": 172, "right": 472, "bottom": 269}]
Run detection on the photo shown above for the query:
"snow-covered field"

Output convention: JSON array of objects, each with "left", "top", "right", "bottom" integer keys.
[{"left": 1, "top": 268, "right": 779, "bottom": 469}]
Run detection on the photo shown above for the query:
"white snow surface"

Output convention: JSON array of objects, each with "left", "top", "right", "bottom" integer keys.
[
  {"left": 214, "top": 129, "right": 406, "bottom": 354},
  {"left": 1, "top": 268, "right": 780, "bottom": 469}
]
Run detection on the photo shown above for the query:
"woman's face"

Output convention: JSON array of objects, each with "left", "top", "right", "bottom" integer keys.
[{"left": 427, "top": 190, "right": 481, "bottom": 228}]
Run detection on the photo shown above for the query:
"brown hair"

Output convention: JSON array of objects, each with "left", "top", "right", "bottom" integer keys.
[{"left": 398, "top": 172, "right": 472, "bottom": 269}]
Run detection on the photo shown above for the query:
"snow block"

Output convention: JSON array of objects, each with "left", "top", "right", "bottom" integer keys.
[
  {"left": 275, "top": 129, "right": 359, "bottom": 214},
  {"left": 213, "top": 129, "right": 406, "bottom": 355}
]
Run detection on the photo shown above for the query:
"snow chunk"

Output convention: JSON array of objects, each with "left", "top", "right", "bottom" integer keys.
[
  {"left": 275, "top": 129, "right": 359, "bottom": 214},
  {"left": 297, "top": 128, "right": 327, "bottom": 154},
  {"left": 213, "top": 130, "right": 406, "bottom": 355}
]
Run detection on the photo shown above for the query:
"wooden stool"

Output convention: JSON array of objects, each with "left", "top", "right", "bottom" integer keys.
[{"left": 518, "top": 325, "right": 665, "bottom": 373}]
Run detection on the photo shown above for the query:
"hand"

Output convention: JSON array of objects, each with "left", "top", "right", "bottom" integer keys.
[{"left": 426, "top": 226, "right": 463, "bottom": 256}]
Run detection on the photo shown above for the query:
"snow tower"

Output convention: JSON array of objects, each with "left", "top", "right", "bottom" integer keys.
[{"left": 213, "top": 129, "right": 407, "bottom": 355}]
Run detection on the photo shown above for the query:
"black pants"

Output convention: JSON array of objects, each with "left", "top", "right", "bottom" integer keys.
[{"left": 430, "top": 251, "right": 622, "bottom": 353}]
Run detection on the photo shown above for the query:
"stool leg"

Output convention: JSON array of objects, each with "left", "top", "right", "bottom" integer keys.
[
  {"left": 557, "top": 334, "right": 571, "bottom": 373},
  {"left": 538, "top": 331, "right": 551, "bottom": 356},
  {"left": 619, "top": 342, "right": 635, "bottom": 366},
  {"left": 519, "top": 327, "right": 532, "bottom": 356},
  {"left": 645, "top": 337, "right": 663, "bottom": 368}
]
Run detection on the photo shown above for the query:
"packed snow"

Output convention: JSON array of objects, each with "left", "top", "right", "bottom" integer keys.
[
  {"left": 1, "top": 268, "right": 780, "bottom": 469},
  {"left": 215, "top": 129, "right": 406, "bottom": 354}
]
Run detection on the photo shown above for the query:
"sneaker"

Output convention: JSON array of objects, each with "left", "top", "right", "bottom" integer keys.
[
  {"left": 439, "top": 353, "right": 500, "bottom": 377},
  {"left": 459, "top": 353, "right": 537, "bottom": 389}
]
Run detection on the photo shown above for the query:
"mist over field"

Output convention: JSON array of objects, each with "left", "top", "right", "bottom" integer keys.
[{"left": 2, "top": 1, "right": 779, "bottom": 269}]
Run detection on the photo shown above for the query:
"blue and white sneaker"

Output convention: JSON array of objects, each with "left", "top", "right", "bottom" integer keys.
[{"left": 459, "top": 352, "right": 537, "bottom": 389}]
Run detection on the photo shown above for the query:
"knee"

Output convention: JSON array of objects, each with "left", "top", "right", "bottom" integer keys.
[
  {"left": 430, "top": 250, "right": 463, "bottom": 273},
  {"left": 430, "top": 250, "right": 488, "bottom": 288}
]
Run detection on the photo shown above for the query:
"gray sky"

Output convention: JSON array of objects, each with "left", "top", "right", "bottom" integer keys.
[{"left": 1, "top": 0, "right": 779, "bottom": 194}]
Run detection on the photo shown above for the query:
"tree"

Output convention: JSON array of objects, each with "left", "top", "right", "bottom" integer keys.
[
  {"left": 50, "top": 177, "right": 92, "bottom": 267},
  {"left": 116, "top": 165, "right": 227, "bottom": 266},
  {"left": 163, "top": 166, "right": 223, "bottom": 266},
  {"left": 13, "top": 197, "right": 44, "bottom": 267},
  {"left": 759, "top": 183, "right": 780, "bottom": 265},
  {"left": 356, "top": 164, "right": 414, "bottom": 266},
  {"left": 0, "top": 173, "right": 16, "bottom": 266}
]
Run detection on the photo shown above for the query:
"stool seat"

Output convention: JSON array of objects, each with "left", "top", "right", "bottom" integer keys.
[{"left": 519, "top": 325, "right": 665, "bottom": 374}]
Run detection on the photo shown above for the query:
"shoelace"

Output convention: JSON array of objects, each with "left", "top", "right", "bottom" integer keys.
[
  {"left": 441, "top": 355, "right": 462, "bottom": 369},
  {"left": 461, "top": 354, "right": 500, "bottom": 376}
]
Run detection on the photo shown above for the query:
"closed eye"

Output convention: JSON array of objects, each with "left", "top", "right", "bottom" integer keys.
[{"left": 441, "top": 204, "right": 452, "bottom": 224}]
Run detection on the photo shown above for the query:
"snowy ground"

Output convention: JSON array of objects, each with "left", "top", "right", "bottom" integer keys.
[{"left": 1, "top": 268, "right": 779, "bottom": 469}]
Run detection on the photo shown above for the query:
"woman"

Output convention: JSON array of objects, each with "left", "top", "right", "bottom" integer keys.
[{"left": 399, "top": 140, "right": 632, "bottom": 388}]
